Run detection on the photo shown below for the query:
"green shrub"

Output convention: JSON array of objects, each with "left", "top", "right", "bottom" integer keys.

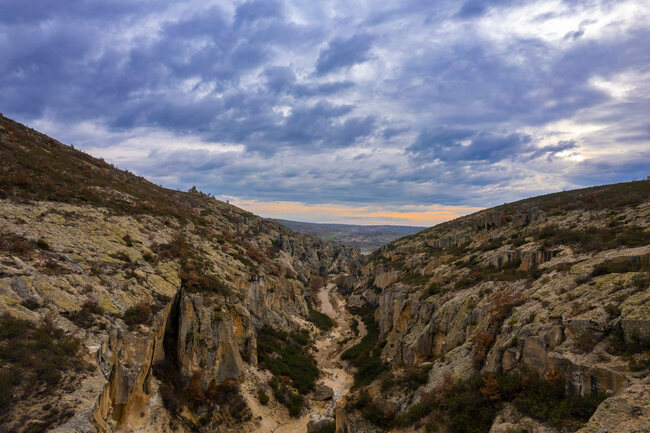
[
  {"left": 258, "top": 391, "right": 269, "bottom": 405},
  {"left": 385, "top": 370, "right": 606, "bottom": 433},
  {"left": 258, "top": 325, "right": 319, "bottom": 395},
  {"left": 67, "top": 300, "right": 104, "bottom": 328},
  {"left": 632, "top": 272, "right": 650, "bottom": 289},
  {"left": 0, "top": 315, "right": 86, "bottom": 418},
  {"left": 342, "top": 307, "right": 387, "bottom": 387},
  {"left": 351, "top": 318, "right": 359, "bottom": 336},
  {"left": 36, "top": 238, "right": 50, "bottom": 250},
  {"left": 307, "top": 301, "right": 334, "bottom": 331},
  {"left": 400, "top": 272, "right": 430, "bottom": 287},
  {"left": 535, "top": 225, "right": 649, "bottom": 252},
  {"left": 269, "top": 377, "right": 305, "bottom": 417},
  {"left": 593, "top": 260, "right": 647, "bottom": 276}
]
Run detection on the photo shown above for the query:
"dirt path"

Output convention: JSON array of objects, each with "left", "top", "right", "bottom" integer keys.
[{"left": 245, "top": 280, "right": 365, "bottom": 433}]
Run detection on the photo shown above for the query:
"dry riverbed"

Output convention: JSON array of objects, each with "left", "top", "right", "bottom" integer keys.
[{"left": 242, "top": 281, "right": 366, "bottom": 433}]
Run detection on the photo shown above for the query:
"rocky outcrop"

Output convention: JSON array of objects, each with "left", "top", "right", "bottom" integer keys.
[
  {"left": 576, "top": 378, "right": 650, "bottom": 433},
  {"left": 0, "top": 116, "right": 359, "bottom": 433},
  {"left": 345, "top": 183, "right": 650, "bottom": 431}
]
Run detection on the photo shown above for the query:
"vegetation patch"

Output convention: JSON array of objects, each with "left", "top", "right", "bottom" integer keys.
[
  {"left": 341, "top": 307, "right": 387, "bottom": 387},
  {"left": 122, "top": 302, "right": 152, "bottom": 328},
  {"left": 354, "top": 370, "right": 606, "bottom": 433},
  {"left": 66, "top": 300, "right": 104, "bottom": 328},
  {"left": 535, "top": 224, "right": 649, "bottom": 252},
  {"left": 154, "top": 361, "right": 250, "bottom": 430},
  {"left": 592, "top": 259, "right": 648, "bottom": 276},
  {"left": 380, "top": 364, "right": 431, "bottom": 392},
  {"left": 153, "top": 232, "right": 226, "bottom": 294},
  {"left": 257, "top": 325, "right": 318, "bottom": 416},
  {"left": 0, "top": 315, "right": 87, "bottom": 426},
  {"left": 306, "top": 300, "right": 334, "bottom": 331},
  {"left": 269, "top": 376, "right": 304, "bottom": 418}
]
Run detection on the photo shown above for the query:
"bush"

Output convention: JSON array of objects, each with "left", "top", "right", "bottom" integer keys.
[
  {"left": 258, "top": 391, "right": 269, "bottom": 405},
  {"left": 123, "top": 302, "right": 152, "bottom": 327},
  {"left": 400, "top": 271, "right": 430, "bottom": 287},
  {"left": 269, "top": 376, "right": 305, "bottom": 417},
  {"left": 257, "top": 325, "right": 319, "bottom": 395},
  {"left": 0, "top": 315, "right": 86, "bottom": 419},
  {"left": 351, "top": 318, "right": 359, "bottom": 336},
  {"left": 535, "top": 224, "right": 650, "bottom": 252},
  {"left": 67, "top": 300, "right": 104, "bottom": 328},
  {"left": 384, "top": 370, "right": 606, "bottom": 433},
  {"left": 342, "top": 307, "right": 387, "bottom": 387},
  {"left": 593, "top": 260, "right": 647, "bottom": 276},
  {"left": 307, "top": 301, "right": 334, "bottom": 331},
  {"left": 36, "top": 238, "right": 50, "bottom": 250}
]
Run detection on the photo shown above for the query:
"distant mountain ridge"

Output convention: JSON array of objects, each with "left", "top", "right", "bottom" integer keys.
[{"left": 274, "top": 219, "right": 426, "bottom": 250}]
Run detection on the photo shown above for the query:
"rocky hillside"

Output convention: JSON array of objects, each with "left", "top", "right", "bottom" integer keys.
[
  {"left": 340, "top": 181, "right": 650, "bottom": 433},
  {"left": 0, "top": 115, "right": 358, "bottom": 433}
]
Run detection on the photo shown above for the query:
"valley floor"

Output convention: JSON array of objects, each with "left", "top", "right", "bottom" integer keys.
[{"left": 241, "top": 281, "right": 365, "bottom": 432}]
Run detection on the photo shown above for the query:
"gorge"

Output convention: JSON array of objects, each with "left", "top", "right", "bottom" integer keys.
[{"left": 0, "top": 114, "right": 649, "bottom": 433}]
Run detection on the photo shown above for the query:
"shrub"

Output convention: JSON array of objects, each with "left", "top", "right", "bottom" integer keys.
[
  {"left": 258, "top": 391, "right": 269, "bottom": 405},
  {"left": 471, "top": 331, "right": 495, "bottom": 369},
  {"left": 67, "top": 300, "right": 104, "bottom": 328},
  {"left": 36, "top": 238, "right": 50, "bottom": 250},
  {"left": 342, "top": 307, "right": 387, "bottom": 387},
  {"left": 0, "top": 234, "right": 33, "bottom": 256},
  {"left": 351, "top": 318, "right": 359, "bottom": 336},
  {"left": 0, "top": 315, "right": 86, "bottom": 419},
  {"left": 604, "top": 304, "right": 621, "bottom": 319},
  {"left": 269, "top": 376, "right": 305, "bottom": 417},
  {"left": 593, "top": 260, "right": 646, "bottom": 276},
  {"left": 257, "top": 325, "right": 319, "bottom": 395},
  {"left": 381, "top": 365, "right": 431, "bottom": 392},
  {"left": 513, "top": 371, "right": 606, "bottom": 428},
  {"left": 400, "top": 271, "right": 430, "bottom": 287},
  {"left": 123, "top": 302, "right": 152, "bottom": 327},
  {"left": 632, "top": 273, "right": 650, "bottom": 289},
  {"left": 310, "top": 275, "right": 326, "bottom": 290},
  {"left": 306, "top": 301, "right": 334, "bottom": 331},
  {"left": 390, "top": 370, "right": 606, "bottom": 433}
]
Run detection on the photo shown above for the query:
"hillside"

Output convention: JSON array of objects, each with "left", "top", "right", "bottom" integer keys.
[
  {"left": 339, "top": 180, "right": 650, "bottom": 433},
  {"left": 0, "top": 115, "right": 359, "bottom": 433},
  {"left": 275, "top": 219, "right": 426, "bottom": 251}
]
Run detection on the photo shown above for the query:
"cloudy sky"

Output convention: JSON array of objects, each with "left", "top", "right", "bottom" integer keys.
[{"left": 1, "top": 0, "right": 649, "bottom": 225}]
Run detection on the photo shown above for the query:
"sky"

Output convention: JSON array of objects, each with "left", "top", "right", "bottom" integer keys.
[{"left": 1, "top": 0, "right": 649, "bottom": 226}]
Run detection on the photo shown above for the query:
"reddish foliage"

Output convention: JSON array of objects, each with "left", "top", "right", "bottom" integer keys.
[
  {"left": 471, "top": 331, "right": 495, "bottom": 369},
  {"left": 188, "top": 371, "right": 205, "bottom": 401},
  {"left": 480, "top": 374, "right": 500, "bottom": 402}
]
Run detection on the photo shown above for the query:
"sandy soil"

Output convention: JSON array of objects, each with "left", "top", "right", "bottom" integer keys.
[{"left": 243, "top": 280, "right": 366, "bottom": 433}]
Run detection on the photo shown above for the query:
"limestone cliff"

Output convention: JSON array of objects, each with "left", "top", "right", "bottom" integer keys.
[
  {"left": 0, "top": 115, "right": 358, "bottom": 433},
  {"left": 341, "top": 181, "right": 650, "bottom": 433}
]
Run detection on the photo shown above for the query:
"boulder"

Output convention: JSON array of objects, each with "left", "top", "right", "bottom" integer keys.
[
  {"left": 521, "top": 336, "right": 548, "bottom": 372},
  {"left": 502, "top": 347, "right": 520, "bottom": 371},
  {"left": 576, "top": 379, "right": 650, "bottom": 433},
  {"left": 313, "top": 384, "right": 334, "bottom": 401},
  {"left": 307, "top": 414, "right": 335, "bottom": 433}
]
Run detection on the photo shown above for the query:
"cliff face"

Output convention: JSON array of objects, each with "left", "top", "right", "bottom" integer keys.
[
  {"left": 0, "top": 115, "right": 358, "bottom": 433},
  {"left": 342, "top": 181, "right": 650, "bottom": 433}
]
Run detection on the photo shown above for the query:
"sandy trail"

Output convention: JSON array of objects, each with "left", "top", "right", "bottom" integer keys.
[{"left": 247, "top": 280, "right": 365, "bottom": 433}]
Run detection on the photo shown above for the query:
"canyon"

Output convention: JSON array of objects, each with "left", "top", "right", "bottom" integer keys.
[{"left": 0, "top": 114, "right": 649, "bottom": 433}]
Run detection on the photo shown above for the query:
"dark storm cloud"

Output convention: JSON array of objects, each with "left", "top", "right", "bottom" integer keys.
[{"left": 0, "top": 0, "right": 648, "bottom": 212}]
